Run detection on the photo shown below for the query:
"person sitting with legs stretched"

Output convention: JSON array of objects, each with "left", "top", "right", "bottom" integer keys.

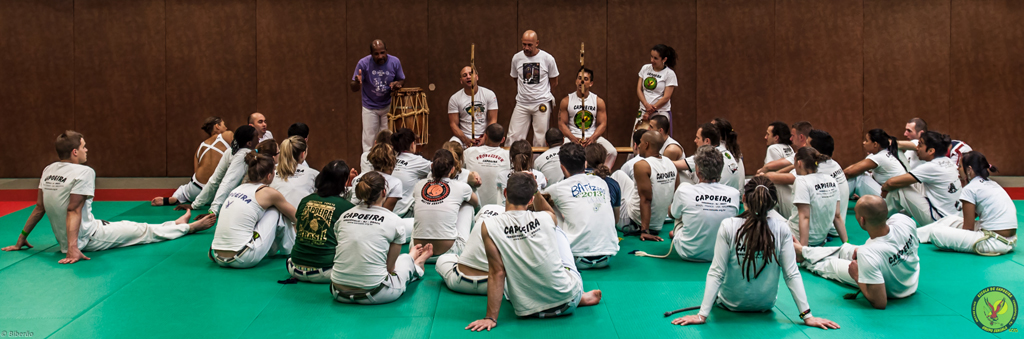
[
  {"left": 151, "top": 116, "right": 234, "bottom": 207},
  {"left": 436, "top": 204, "right": 505, "bottom": 295}
]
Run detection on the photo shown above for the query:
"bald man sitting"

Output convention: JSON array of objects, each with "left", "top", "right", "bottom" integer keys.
[
  {"left": 507, "top": 30, "right": 559, "bottom": 147},
  {"left": 620, "top": 131, "right": 677, "bottom": 240},
  {"left": 793, "top": 196, "right": 920, "bottom": 309},
  {"left": 351, "top": 39, "right": 406, "bottom": 152},
  {"left": 249, "top": 112, "right": 273, "bottom": 143},
  {"left": 448, "top": 66, "right": 498, "bottom": 147}
]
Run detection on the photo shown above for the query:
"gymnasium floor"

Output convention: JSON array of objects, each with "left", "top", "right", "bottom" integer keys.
[{"left": 0, "top": 185, "right": 1022, "bottom": 338}]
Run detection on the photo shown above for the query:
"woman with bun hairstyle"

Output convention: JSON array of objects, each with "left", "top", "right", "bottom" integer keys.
[
  {"left": 349, "top": 143, "right": 404, "bottom": 211},
  {"left": 844, "top": 129, "right": 907, "bottom": 198},
  {"left": 790, "top": 147, "right": 846, "bottom": 246}
]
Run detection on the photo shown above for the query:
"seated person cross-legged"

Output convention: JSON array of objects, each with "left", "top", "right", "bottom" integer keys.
[{"left": 286, "top": 160, "right": 358, "bottom": 283}]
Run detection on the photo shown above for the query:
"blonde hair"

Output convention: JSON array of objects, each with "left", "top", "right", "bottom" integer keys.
[
  {"left": 277, "top": 136, "right": 307, "bottom": 181},
  {"left": 368, "top": 143, "right": 396, "bottom": 173}
]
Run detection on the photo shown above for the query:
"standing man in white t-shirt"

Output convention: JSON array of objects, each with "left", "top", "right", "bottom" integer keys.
[
  {"left": 507, "top": 30, "right": 559, "bottom": 147},
  {"left": 535, "top": 128, "right": 565, "bottom": 186},
  {"left": 621, "top": 132, "right": 677, "bottom": 240},
  {"left": 249, "top": 112, "right": 273, "bottom": 143},
  {"left": 543, "top": 143, "right": 619, "bottom": 269},
  {"left": 466, "top": 173, "right": 601, "bottom": 331},
  {"left": 636, "top": 44, "right": 679, "bottom": 127},
  {"left": 795, "top": 196, "right": 920, "bottom": 309},
  {"left": 557, "top": 67, "right": 616, "bottom": 169},
  {"left": 668, "top": 146, "right": 741, "bottom": 262},
  {"left": 464, "top": 124, "right": 511, "bottom": 206},
  {"left": 3, "top": 131, "right": 216, "bottom": 263},
  {"left": 448, "top": 66, "right": 498, "bottom": 148},
  {"left": 882, "top": 131, "right": 962, "bottom": 225}
]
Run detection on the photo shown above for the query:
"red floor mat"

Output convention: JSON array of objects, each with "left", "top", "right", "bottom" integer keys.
[
  {"left": 0, "top": 201, "right": 35, "bottom": 217},
  {"left": 0, "top": 189, "right": 174, "bottom": 202}
]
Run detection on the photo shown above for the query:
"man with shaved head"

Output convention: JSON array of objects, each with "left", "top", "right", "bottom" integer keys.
[
  {"left": 508, "top": 30, "right": 559, "bottom": 147},
  {"left": 619, "top": 131, "right": 677, "bottom": 240},
  {"left": 249, "top": 113, "right": 272, "bottom": 142},
  {"left": 351, "top": 39, "right": 406, "bottom": 152},
  {"left": 448, "top": 66, "right": 498, "bottom": 147},
  {"left": 793, "top": 195, "right": 920, "bottom": 309}
]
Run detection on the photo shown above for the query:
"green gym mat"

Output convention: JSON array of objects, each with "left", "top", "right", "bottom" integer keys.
[{"left": 0, "top": 201, "right": 1021, "bottom": 338}]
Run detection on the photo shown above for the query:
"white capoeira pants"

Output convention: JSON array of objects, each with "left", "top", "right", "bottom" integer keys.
[
  {"left": 563, "top": 136, "right": 618, "bottom": 169},
  {"left": 832, "top": 181, "right": 851, "bottom": 236},
  {"left": 917, "top": 216, "right": 1017, "bottom": 256},
  {"left": 435, "top": 253, "right": 489, "bottom": 295},
  {"left": 848, "top": 172, "right": 881, "bottom": 198},
  {"left": 574, "top": 255, "right": 611, "bottom": 269},
  {"left": 210, "top": 208, "right": 296, "bottom": 269},
  {"left": 611, "top": 170, "right": 639, "bottom": 230},
  {"left": 361, "top": 105, "right": 390, "bottom": 152},
  {"left": 800, "top": 243, "right": 859, "bottom": 287},
  {"left": 170, "top": 175, "right": 204, "bottom": 204},
  {"left": 888, "top": 183, "right": 938, "bottom": 226},
  {"left": 331, "top": 253, "right": 423, "bottom": 305},
  {"left": 286, "top": 258, "right": 332, "bottom": 284},
  {"left": 506, "top": 101, "right": 553, "bottom": 147},
  {"left": 81, "top": 219, "right": 190, "bottom": 252}
]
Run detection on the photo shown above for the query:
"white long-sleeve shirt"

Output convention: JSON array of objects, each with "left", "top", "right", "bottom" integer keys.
[
  {"left": 191, "top": 148, "right": 252, "bottom": 213},
  {"left": 699, "top": 216, "right": 812, "bottom": 319}
]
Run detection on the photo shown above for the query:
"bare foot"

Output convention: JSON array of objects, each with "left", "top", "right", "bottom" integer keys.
[
  {"left": 413, "top": 244, "right": 433, "bottom": 269},
  {"left": 175, "top": 209, "right": 192, "bottom": 224},
  {"left": 669, "top": 230, "right": 674, "bottom": 238},
  {"left": 150, "top": 196, "right": 177, "bottom": 206},
  {"left": 188, "top": 213, "right": 216, "bottom": 233},
  {"left": 580, "top": 290, "right": 602, "bottom": 306},
  {"left": 792, "top": 235, "right": 805, "bottom": 263}
]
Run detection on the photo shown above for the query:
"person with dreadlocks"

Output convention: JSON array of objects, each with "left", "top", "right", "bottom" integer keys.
[
  {"left": 794, "top": 195, "right": 920, "bottom": 309},
  {"left": 496, "top": 140, "right": 548, "bottom": 206},
  {"left": 671, "top": 177, "right": 839, "bottom": 330}
]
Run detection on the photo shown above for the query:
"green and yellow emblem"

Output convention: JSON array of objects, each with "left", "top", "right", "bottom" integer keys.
[
  {"left": 972, "top": 286, "right": 1017, "bottom": 333},
  {"left": 574, "top": 110, "right": 594, "bottom": 130},
  {"left": 643, "top": 77, "right": 657, "bottom": 90}
]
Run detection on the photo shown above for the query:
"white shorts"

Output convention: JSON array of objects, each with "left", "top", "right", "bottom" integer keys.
[{"left": 171, "top": 175, "right": 204, "bottom": 204}]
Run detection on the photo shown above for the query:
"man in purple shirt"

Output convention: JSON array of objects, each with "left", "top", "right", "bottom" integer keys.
[{"left": 351, "top": 39, "right": 406, "bottom": 152}]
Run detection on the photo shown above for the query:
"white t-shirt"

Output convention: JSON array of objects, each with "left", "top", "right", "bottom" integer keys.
[
  {"left": 359, "top": 152, "right": 372, "bottom": 175},
  {"left": 637, "top": 64, "right": 678, "bottom": 113},
  {"left": 621, "top": 155, "right": 642, "bottom": 180},
  {"left": 392, "top": 152, "right": 432, "bottom": 214},
  {"left": 496, "top": 169, "right": 547, "bottom": 206},
  {"left": 271, "top": 163, "right": 320, "bottom": 207},
  {"left": 670, "top": 182, "right": 741, "bottom": 261},
  {"left": 259, "top": 130, "right": 274, "bottom": 143},
  {"left": 960, "top": 177, "right": 1018, "bottom": 231},
  {"left": 543, "top": 173, "right": 619, "bottom": 257},
  {"left": 349, "top": 171, "right": 404, "bottom": 206},
  {"left": 510, "top": 50, "right": 559, "bottom": 106},
  {"left": 484, "top": 210, "right": 580, "bottom": 316},
  {"left": 700, "top": 216, "right": 810, "bottom": 317},
  {"left": 40, "top": 162, "right": 97, "bottom": 253},
  {"left": 411, "top": 178, "right": 474, "bottom": 240},
  {"left": 331, "top": 205, "right": 408, "bottom": 289},
  {"left": 464, "top": 146, "right": 510, "bottom": 206},
  {"left": 818, "top": 159, "right": 848, "bottom": 187},
  {"left": 535, "top": 145, "right": 564, "bottom": 186},
  {"left": 765, "top": 144, "right": 794, "bottom": 165},
  {"left": 458, "top": 204, "right": 506, "bottom": 272},
  {"left": 448, "top": 86, "right": 499, "bottom": 140},
  {"left": 791, "top": 172, "right": 840, "bottom": 245},
  {"left": 904, "top": 139, "right": 921, "bottom": 170},
  {"left": 865, "top": 149, "right": 907, "bottom": 185},
  {"left": 627, "top": 156, "right": 677, "bottom": 231},
  {"left": 909, "top": 157, "right": 963, "bottom": 220},
  {"left": 566, "top": 91, "right": 599, "bottom": 138},
  {"left": 857, "top": 214, "right": 920, "bottom": 298},
  {"left": 211, "top": 183, "right": 267, "bottom": 251},
  {"left": 717, "top": 145, "right": 743, "bottom": 192}
]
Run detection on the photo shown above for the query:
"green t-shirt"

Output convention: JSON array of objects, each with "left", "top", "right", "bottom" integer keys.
[{"left": 289, "top": 193, "right": 354, "bottom": 268}]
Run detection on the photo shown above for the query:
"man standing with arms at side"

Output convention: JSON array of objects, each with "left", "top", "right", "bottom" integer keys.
[
  {"left": 352, "top": 39, "right": 406, "bottom": 152},
  {"left": 508, "top": 30, "right": 559, "bottom": 147}
]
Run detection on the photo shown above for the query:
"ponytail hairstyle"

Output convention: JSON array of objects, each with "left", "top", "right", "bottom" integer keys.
[
  {"left": 201, "top": 116, "right": 223, "bottom": 136},
  {"left": 651, "top": 44, "right": 677, "bottom": 69},
  {"left": 712, "top": 118, "right": 742, "bottom": 158},
  {"left": 919, "top": 131, "right": 952, "bottom": 158},
  {"left": 442, "top": 141, "right": 465, "bottom": 178},
  {"left": 367, "top": 143, "right": 397, "bottom": 173},
  {"left": 277, "top": 136, "right": 307, "bottom": 180},
  {"left": 390, "top": 128, "right": 417, "bottom": 154},
  {"left": 431, "top": 149, "right": 456, "bottom": 182},
  {"left": 961, "top": 151, "right": 997, "bottom": 181},
  {"left": 584, "top": 143, "right": 611, "bottom": 178},
  {"left": 244, "top": 152, "right": 276, "bottom": 183},
  {"left": 231, "top": 125, "right": 257, "bottom": 155},
  {"left": 255, "top": 140, "right": 279, "bottom": 160},
  {"left": 315, "top": 160, "right": 350, "bottom": 197},
  {"left": 794, "top": 146, "right": 829, "bottom": 173},
  {"left": 354, "top": 171, "right": 387, "bottom": 207},
  {"left": 736, "top": 176, "right": 779, "bottom": 281},
  {"left": 509, "top": 140, "right": 534, "bottom": 173},
  {"left": 867, "top": 128, "right": 905, "bottom": 171},
  {"left": 374, "top": 129, "right": 393, "bottom": 146}
]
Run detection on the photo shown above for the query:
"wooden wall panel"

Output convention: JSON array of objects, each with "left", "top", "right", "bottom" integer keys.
[
  {"left": 425, "top": 0, "right": 518, "bottom": 157},
  {"left": 696, "top": 0, "right": 773, "bottom": 173},
  {"left": 256, "top": 0, "right": 347, "bottom": 171},
  {"left": 608, "top": 0, "right": 696, "bottom": 155},
  {"left": 74, "top": 0, "right": 166, "bottom": 176},
  {"left": 863, "top": 0, "right": 949, "bottom": 144},
  {"left": 774, "top": 0, "right": 863, "bottom": 167},
  {"left": 951, "top": 0, "right": 1024, "bottom": 175},
  {"left": 517, "top": 0, "right": 608, "bottom": 146},
  {"left": 0, "top": 0, "right": 74, "bottom": 177},
  {"left": 166, "top": 0, "right": 256, "bottom": 176}
]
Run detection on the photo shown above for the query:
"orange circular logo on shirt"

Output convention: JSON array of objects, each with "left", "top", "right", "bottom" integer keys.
[{"left": 422, "top": 181, "right": 450, "bottom": 203}]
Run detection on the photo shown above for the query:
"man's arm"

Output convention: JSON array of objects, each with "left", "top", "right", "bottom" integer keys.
[
  {"left": 634, "top": 161, "right": 663, "bottom": 241},
  {"left": 467, "top": 223, "right": 506, "bottom": 332},
  {"left": 589, "top": 97, "right": 608, "bottom": 142},
  {"left": 557, "top": 97, "right": 578, "bottom": 143},
  {"left": 797, "top": 204, "right": 811, "bottom": 246},
  {"left": 758, "top": 158, "right": 793, "bottom": 174},
  {"left": 350, "top": 67, "right": 362, "bottom": 92},
  {"left": 833, "top": 201, "right": 848, "bottom": 243},
  {"left": 881, "top": 173, "right": 918, "bottom": 192},
  {"left": 60, "top": 194, "right": 91, "bottom": 264},
  {"left": 549, "top": 76, "right": 558, "bottom": 89},
  {"left": 897, "top": 140, "right": 915, "bottom": 151},
  {"left": 449, "top": 113, "right": 472, "bottom": 146},
  {"left": 3, "top": 190, "right": 45, "bottom": 251},
  {"left": 663, "top": 145, "right": 684, "bottom": 162},
  {"left": 764, "top": 172, "right": 796, "bottom": 186},
  {"left": 849, "top": 261, "right": 888, "bottom": 309},
  {"left": 671, "top": 157, "right": 691, "bottom": 172},
  {"left": 843, "top": 159, "right": 877, "bottom": 179},
  {"left": 531, "top": 189, "right": 557, "bottom": 223}
]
